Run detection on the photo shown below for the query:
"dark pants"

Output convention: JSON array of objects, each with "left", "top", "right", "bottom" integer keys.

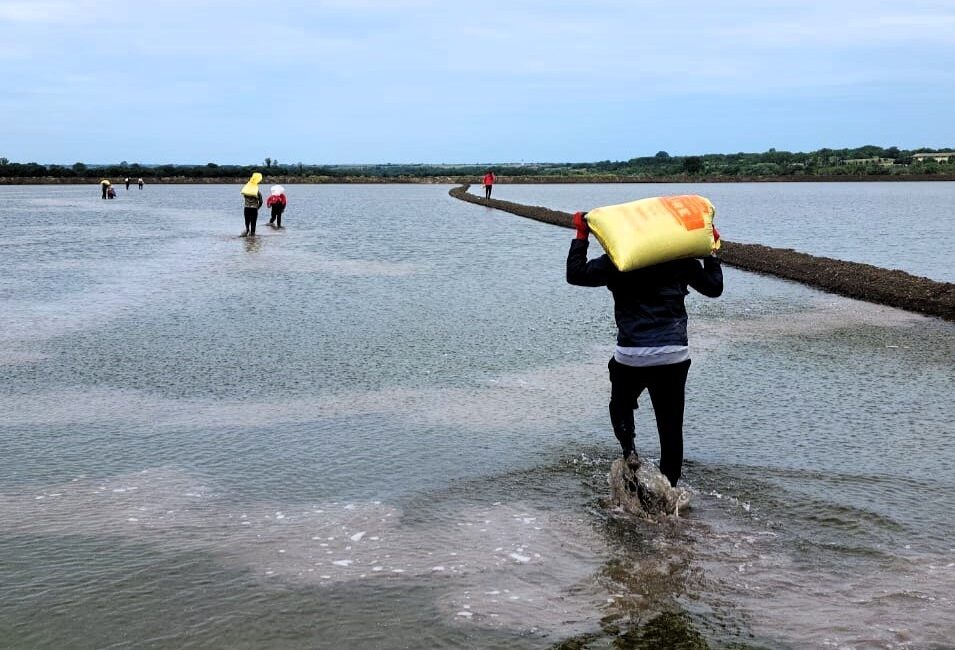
[
  {"left": 102, "top": 186, "right": 108, "bottom": 199},
  {"left": 484, "top": 184, "right": 492, "bottom": 199},
  {"left": 608, "top": 357, "right": 691, "bottom": 486},
  {"left": 244, "top": 208, "right": 258, "bottom": 235},
  {"left": 269, "top": 205, "right": 284, "bottom": 227}
]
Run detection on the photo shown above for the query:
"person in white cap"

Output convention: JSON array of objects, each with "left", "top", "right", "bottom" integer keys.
[{"left": 267, "top": 185, "right": 288, "bottom": 228}]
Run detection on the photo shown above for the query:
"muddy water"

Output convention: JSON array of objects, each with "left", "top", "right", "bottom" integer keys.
[{"left": 1, "top": 184, "right": 952, "bottom": 649}]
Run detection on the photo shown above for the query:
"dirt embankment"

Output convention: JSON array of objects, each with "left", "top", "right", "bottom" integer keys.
[{"left": 449, "top": 184, "right": 955, "bottom": 322}]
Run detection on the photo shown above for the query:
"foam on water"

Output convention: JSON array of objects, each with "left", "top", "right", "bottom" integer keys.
[
  {"left": 699, "top": 296, "right": 925, "bottom": 338},
  {"left": 1, "top": 254, "right": 420, "bottom": 352},
  {"left": 0, "top": 466, "right": 608, "bottom": 636},
  {"left": 0, "top": 350, "right": 47, "bottom": 366},
  {"left": 687, "top": 508, "right": 955, "bottom": 649},
  {"left": 223, "top": 249, "right": 423, "bottom": 277},
  {"left": 0, "top": 358, "right": 606, "bottom": 432}
]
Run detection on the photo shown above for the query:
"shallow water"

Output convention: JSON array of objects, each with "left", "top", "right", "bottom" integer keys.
[
  {"left": 496, "top": 181, "right": 955, "bottom": 282},
  {"left": 1, "top": 183, "right": 953, "bottom": 649}
]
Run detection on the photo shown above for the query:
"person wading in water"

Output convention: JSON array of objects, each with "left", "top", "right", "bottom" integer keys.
[{"left": 566, "top": 211, "right": 723, "bottom": 487}]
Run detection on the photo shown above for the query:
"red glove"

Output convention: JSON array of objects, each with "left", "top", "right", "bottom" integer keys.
[
  {"left": 573, "top": 211, "right": 589, "bottom": 240},
  {"left": 713, "top": 226, "right": 720, "bottom": 243}
]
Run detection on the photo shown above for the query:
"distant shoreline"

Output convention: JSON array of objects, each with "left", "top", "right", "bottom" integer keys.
[{"left": 3, "top": 174, "right": 955, "bottom": 186}]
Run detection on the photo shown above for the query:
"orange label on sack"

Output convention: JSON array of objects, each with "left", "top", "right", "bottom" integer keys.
[{"left": 659, "top": 195, "right": 708, "bottom": 231}]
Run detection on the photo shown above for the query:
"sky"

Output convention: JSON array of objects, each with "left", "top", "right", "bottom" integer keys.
[{"left": 2, "top": 0, "right": 955, "bottom": 165}]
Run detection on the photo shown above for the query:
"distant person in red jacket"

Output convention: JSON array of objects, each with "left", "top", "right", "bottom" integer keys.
[
  {"left": 267, "top": 185, "right": 288, "bottom": 228},
  {"left": 482, "top": 170, "right": 495, "bottom": 200}
]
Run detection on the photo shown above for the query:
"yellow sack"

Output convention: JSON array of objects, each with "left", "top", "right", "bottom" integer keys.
[
  {"left": 240, "top": 172, "right": 263, "bottom": 197},
  {"left": 586, "top": 195, "right": 720, "bottom": 271}
]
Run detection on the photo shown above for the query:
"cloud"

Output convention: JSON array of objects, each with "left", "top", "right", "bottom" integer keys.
[
  {"left": 0, "top": 0, "right": 103, "bottom": 24},
  {"left": 2, "top": 0, "right": 954, "bottom": 162},
  {"left": 0, "top": 1, "right": 69, "bottom": 23},
  {"left": 718, "top": 10, "right": 955, "bottom": 48}
]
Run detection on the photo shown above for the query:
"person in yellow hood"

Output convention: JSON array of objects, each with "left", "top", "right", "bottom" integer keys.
[{"left": 240, "top": 172, "right": 264, "bottom": 237}]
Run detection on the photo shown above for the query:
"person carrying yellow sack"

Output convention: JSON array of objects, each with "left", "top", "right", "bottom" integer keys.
[
  {"left": 240, "top": 172, "right": 263, "bottom": 237},
  {"left": 566, "top": 203, "right": 722, "bottom": 488}
]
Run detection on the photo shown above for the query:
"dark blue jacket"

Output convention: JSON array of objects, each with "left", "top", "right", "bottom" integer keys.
[{"left": 566, "top": 239, "right": 723, "bottom": 347}]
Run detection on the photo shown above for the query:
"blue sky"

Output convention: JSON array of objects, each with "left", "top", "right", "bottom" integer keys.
[{"left": 3, "top": 0, "right": 954, "bottom": 164}]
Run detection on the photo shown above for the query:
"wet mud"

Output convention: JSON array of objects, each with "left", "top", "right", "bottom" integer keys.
[{"left": 450, "top": 184, "right": 955, "bottom": 321}]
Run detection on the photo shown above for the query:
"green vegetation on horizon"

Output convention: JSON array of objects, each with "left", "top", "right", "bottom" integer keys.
[{"left": 2, "top": 145, "right": 954, "bottom": 180}]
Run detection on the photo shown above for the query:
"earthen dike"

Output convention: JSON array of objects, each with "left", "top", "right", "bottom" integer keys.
[{"left": 449, "top": 184, "right": 955, "bottom": 322}]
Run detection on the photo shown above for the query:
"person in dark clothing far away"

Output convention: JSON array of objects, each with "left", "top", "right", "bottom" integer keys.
[
  {"left": 482, "top": 170, "right": 495, "bottom": 200},
  {"left": 566, "top": 210, "right": 723, "bottom": 487}
]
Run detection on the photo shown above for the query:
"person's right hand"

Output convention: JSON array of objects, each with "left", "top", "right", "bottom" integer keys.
[
  {"left": 711, "top": 226, "right": 722, "bottom": 255},
  {"left": 573, "top": 211, "right": 589, "bottom": 239}
]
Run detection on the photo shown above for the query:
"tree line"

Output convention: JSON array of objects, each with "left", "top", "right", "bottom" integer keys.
[{"left": 1, "top": 145, "right": 953, "bottom": 180}]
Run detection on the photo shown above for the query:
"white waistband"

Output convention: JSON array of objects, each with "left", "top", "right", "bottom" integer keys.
[{"left": 614, "top": 345, "right": 689, "bottom": 367}]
